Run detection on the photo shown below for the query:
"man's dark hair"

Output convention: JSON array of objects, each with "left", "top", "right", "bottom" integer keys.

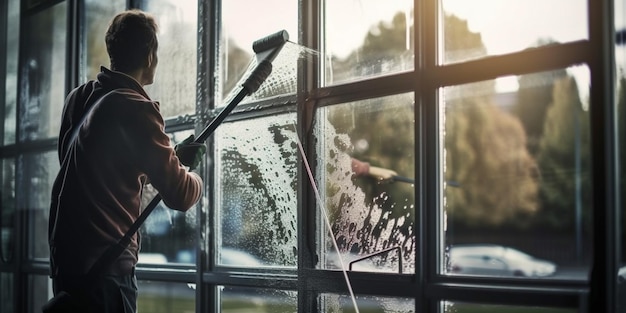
[{"left": 105, "top": 10, "right": 158, "bottom": 73}]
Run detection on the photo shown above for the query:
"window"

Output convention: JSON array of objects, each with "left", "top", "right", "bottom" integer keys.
[
  {"left": 0, "top": 0, "right": 622, "bottom": 312},
  {"left": 442, "top": 66, "right": 592, "bottom": 280}
]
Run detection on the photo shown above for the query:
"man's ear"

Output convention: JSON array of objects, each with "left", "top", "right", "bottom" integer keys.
[{"left": 146, "top": 53, "right": 153, "bottom": 68}]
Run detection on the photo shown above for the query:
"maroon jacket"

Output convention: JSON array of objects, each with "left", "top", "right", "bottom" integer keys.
[{"left": 49, "top": 67, "right": 203, "bottom": 276}]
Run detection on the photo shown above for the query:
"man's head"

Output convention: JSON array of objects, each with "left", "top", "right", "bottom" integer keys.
[{"left": 105, "top": 10, "right": 159, "bottom": 85}]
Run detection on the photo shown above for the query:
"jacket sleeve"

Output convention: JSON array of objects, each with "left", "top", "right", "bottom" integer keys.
[{"left": 122, "top": 93, "right": 203, "bottom": 212}]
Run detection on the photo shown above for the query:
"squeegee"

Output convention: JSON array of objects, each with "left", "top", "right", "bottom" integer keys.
[{"left": 88, "top": 29, "right": 290, "bottom": 276}]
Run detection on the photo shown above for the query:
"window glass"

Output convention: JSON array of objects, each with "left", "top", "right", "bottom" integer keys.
[
  {"left": 215, "top": 114, "right": 298, "bottom": 268},
  {"left": 141, "top": 0, "right": 198, "bottom": 118},
  {"left": 139, "top": 130, "right": 197, "bottom": 265},
  {"left": 314, "top": 94, "right": 415, "bottom": 274},
  {"left": 19, "top": 2, "right": 66, "bottom": 142},
  {"left": 83, "top": 0, "right": 126, "bottom": 81},
  {"left": 137, "top": 281, "right": 195, "bottom": 312},
  {"left": 616, "top": 0, "right": 626, "bottom": 310},
  {"left": 219, "top": 0, "right": 298, "bottom": 103},
  {"left": 3, "top": 0, "right": 18, "bottom": 145},
  {"left": 29, "top": 275, "right": 50, "bottom": 313},
  {"left": 0, "top": 273, "right": 13, "bottom": 313},
  {"left": 323, "top": 0, "right": 414, "bottom": 85},
  {"left": 1, "top": 158, "right": 15, "bottom": 263},
  {"left": 321, "top": 293, "right": 415, "bottom": 313},
  {"left": 441, "top": 0, "right": 588, "bottom": 64},
  {"left": 20, "top": 151, "right": 58, "bottom": 261},
  {"left": 442, "top": 301, "right": 576, "bottom": 313},
  {"left": 220, "top": 286, "right": 296, "bottom": 312},
  {"left": 442, "top": 65, "right": 591, "bottom": 280}
]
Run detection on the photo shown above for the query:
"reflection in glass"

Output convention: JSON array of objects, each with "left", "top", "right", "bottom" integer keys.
[
  {"left": 1, "top": 158, "right": 15, "bottom": 263},
  {"left": 19, "top": 2, "right": 66, "bottom": 141},
  {"left": 321, "top": 293, "right": 414, "bottom": 313},
  {"left": 442, "top": 301, "right": 575, "bottom": 313},
  {"left": 3, "top": 0, "right": 19, "bottom": 145},
  {"left": 324, "top": 0, "right": 414, "bottom": 85},
  {"left": 137, "top": 281, "right": 195, "bottom": 312},
  {"left": 220, "top": 286, "right": 296, "bottom": 313},
  {"left": 442, "top": 66, "right": 591, "bottom": 279},
  {"left": 141, "top": 0, "right": 198, "bottom": 118},
  {"left": 220, "top": 0, "right": 298, "bottom": 102},
  {"left": 215, "top": 114, "right": 298, "bottom": 268},
  {"left": 83, "top": 0, "right": 126, "bottom": 81},
  {"left": 315, "top": 94, "right": 415, "bottom": 274},
  {"left": 441, "top": 0, "right": 588, "bottom": 64},
  {"left": 18, "top": 152, "right": 58, "bottom": 261},
  {"left": 138, "top": 130, "right": 197, "bottom": 265},
  {"left": 0, "top": 273, "right": 13, "bottom": 313},
  {"left": 29, "top": 275, "right": 51, "bottom": 313}
]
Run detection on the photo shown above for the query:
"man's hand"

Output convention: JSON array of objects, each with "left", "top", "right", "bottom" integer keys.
[{"left": 175, "top": 134, "right": 206, "bottom": 171}]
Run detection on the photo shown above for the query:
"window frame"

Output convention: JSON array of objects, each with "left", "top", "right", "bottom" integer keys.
[{"left": 0, "top": 0, "right": 621, "bottom": 312}]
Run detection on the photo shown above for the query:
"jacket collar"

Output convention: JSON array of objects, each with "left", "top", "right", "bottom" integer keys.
[{"left": 96, "top": 66, "right": 151, "bottom": 100}]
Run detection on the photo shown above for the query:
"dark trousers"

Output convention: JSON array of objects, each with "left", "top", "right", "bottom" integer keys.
[{"left": 52, "top": 269, "right": 137, "bottom": 313}]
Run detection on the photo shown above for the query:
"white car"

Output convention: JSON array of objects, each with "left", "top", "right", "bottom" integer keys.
[{"left": 447, "top": 244, "right": 557, "bottom": 277}]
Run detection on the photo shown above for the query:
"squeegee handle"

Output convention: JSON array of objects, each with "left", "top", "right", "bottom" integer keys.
[{"left": 195, "top": 89, "right": 248, "bottom": 143}]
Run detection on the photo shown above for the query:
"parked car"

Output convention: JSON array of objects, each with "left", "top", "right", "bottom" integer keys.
[{"left": 447, "top": 244, "right": 557, "bottom": 277}]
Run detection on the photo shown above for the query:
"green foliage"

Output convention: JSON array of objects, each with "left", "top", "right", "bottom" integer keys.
[
  {"left": 536, "top": 76, "right": 590, "bottom": 229},
  {"left": 512, "top": 69, "right": 568, "bottom": 156},
  {"left": 445, "top": 94, "right": 539, "bottom": 226}
]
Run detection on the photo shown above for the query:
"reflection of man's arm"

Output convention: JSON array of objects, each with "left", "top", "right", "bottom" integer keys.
[{"left": 351, "top": 158, "right": 397, "bottom": 181}]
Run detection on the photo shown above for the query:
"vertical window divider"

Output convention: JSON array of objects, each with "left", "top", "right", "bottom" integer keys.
[{"left": 588, "top": 0, "right": 619, "bottom": 312}]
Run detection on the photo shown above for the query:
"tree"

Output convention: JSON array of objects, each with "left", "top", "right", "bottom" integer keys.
[
  {"left": 445, "top": 94, "right": 539, "bottom": 226},
  {"left": 536, "top": 76, "right": 590, "bottom": 229},
  {"left": 442, "top": 14, "right": 539, "bottom": 227},
  {"left": 512, "top": 40, "right": 568, "bottom": 156}
]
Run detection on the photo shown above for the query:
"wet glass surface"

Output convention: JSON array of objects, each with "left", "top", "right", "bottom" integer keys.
[
  {"left": 215, "top": 113, "right": 298, "bottom": 268},
  {"left": 314, "top": 94, "right": 415, "bottom": 274},
  {"left": 19, "top": 2, "right": 67, "bottom": 142}
]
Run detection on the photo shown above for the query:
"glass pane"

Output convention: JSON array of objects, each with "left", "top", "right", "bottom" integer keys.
[
  {"left": 3, "top": 0, "right": 19, "bottom": 145},
  {"left": 83, "top": 0, "right": 126, "bottom": 81},
  {"left": 215, "top": 114, "right": 298, "bottom": 268},
  {"left": 18, "top": 151, "right": 58, "bottom": 260},
  {"left": 141, "top": 0, "right": 198, "bottom": 118},
  {"left": 29, "top": 275, "right": 51, "bottom": 313},
  {"left": 442, "top": 301, "right": 575, "bottom": 313},
  {"left": 314, "top": 94, "right": 415, "bottom": 274},
  {"left": 19, "top": 2, "right": 66, "bottom": 141},
  {"left": 137, "top": 281, "right": 194, "bottom": 312},
  {"left": 616, "top": 0, "right": 626, "bottom": 310},
  {"left": 220, "top": 286, "right": 296, "bottom": 313},
  {"left": 324, "top": 0, "right": 414, "bottom": 85},
  {"left": 139, "top": 130, "right": 198, "bottom": 265},
  {"left": 1, "top": 273, "right": 14, "bottom": 313},
  {"left": 1, "top": 158, "right": 15, "bottom": 263},
  {"left": 442, "top": 65, "right": 591, "bottom": 279},
  {"left": 321, "top": 293, "right": 415, "bottom": 313},
  {"left": 441, "top": 0, "right": 588, "bottom": 64},
  {"left": 220, "top": 0, "right": 298, "bottom": 102}
]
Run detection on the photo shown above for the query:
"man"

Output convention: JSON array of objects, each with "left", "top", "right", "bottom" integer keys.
[{"left": 47, "top": 10, "right": 204, "bottom": 312}]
